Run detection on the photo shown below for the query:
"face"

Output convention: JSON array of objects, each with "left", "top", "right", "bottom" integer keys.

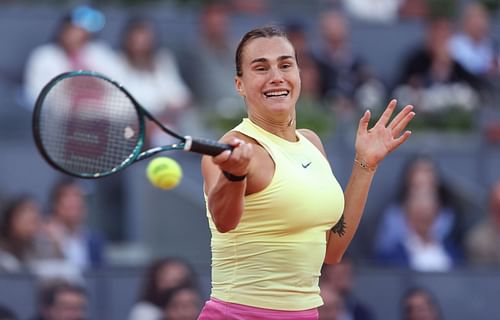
[
  {"left": 11, "top": 200, "right": 41, "bottom": 242},
  {"left": 163, "top": 289, "right": 200, "bottom": 320},
  {"left": 322, "top": 261, "right": 353, "bottom": 295},
  {"left": 45, "top": 290, "right": 87, "bottom": 320},
  {"left": 59, "top": 24, "right": 90, "bottom": 55},
  {"left": 235, "top": 36, "right": 301, "bottom": 119},
  {"left": 405, "top": 192, "right": 438, "bottom": 237},
  {"left": 319, "top": 286, "right": 345, "bottom": 320},
  {"left": 404, "top": 292, "right": 439, "bottom": 320},
  {"left": 157, "top": 262, "right": 191, "bottom": 291},
  {"left": 126, "top": 25, "right": 155, "bottom": 57},
  {"left": 54, "top": 185, "right": 86, "bottom": 229}
]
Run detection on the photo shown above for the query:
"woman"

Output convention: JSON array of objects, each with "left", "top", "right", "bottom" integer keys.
[{"left": 200, "top": 26, "right": 414, "bottom": 319}]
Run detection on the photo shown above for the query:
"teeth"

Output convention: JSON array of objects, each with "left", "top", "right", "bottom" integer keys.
[{"left": 265, "top": 90, "right": 289, "bottom": 97}]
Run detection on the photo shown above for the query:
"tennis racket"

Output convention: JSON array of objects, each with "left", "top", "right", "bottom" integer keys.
[{"left": 32, "top": 70, "right": 231, "bottom": 178}]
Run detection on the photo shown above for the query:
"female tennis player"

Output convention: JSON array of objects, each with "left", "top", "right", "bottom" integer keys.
[{"left": 200, "top": 26, "right": 414, "bottom": 319}]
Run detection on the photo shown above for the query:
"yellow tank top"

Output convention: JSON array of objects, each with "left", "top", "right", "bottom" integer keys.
[{"left": 205, "top": 118, "right": 345, "bottom": 310}]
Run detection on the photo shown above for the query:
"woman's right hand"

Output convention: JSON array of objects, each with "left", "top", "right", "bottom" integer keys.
[{"left": 212, "top": 138, "right": 253, "bottom": 178}]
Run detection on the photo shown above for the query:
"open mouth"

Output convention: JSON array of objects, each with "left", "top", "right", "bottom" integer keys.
[{"left": 263, "top": 90, "right": 290, "bottom": 98}]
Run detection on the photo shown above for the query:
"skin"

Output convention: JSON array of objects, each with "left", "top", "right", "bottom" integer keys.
[
  {"left": 201, "top": 35, "right": 415, "bottom": 263},
  {"left": 43, "top": 290, "right": 87, "bottom": 320}
]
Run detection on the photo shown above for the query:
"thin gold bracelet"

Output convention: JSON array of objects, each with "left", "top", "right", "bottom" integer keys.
[{"left": 354, "top": 159, "right": 377, "bottom": 172}]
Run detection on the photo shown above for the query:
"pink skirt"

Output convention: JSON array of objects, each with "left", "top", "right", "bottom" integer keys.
[{"left": 198, "top": 297, "right": 318, "bottom": 320}]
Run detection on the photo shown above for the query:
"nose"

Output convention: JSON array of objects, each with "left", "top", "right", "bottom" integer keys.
[{"left": 268, "top": 66, "right": 284, "bottom": 83}]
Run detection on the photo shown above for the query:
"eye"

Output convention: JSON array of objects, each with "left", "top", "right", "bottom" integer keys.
[{"left": 254, "top": 65, "right": 267, "bottom": 72}]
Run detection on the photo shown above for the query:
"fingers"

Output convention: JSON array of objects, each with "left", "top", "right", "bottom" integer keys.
[
  {"left": 376, "top": 99, "right": 397, "bottom": 127},
  {"left": 212, "top": 138, "right": 252, "bottom": 176},
  {"left": 357, "top": 109, "right": 371, "bottom": 134},
  {"left": 392, "top": 130, "right": 412, "bottom": 150},
  {"left": 390, "top": 105, "right": 415, "bottom": 136}
]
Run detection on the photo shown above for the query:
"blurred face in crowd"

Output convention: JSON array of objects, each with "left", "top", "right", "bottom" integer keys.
[
  {"left": 320, "top": 11, "right": 348, "bottom": 48},
  {"left": 404, "top": 291, "right": 440, "bottom": 320},
  {"left": 235, "top": 36, "right": 301, "bottom": 121},
  {"left": 158, "top": 261, "right": 192, "bottom": 291},
  {"left": 11, "top": 199, "right": 41, "bottom": 243},
  {"left": 201, "top": 3, "right": 229, "bottom": 41},
  {"left": 124, "top": 23, "right": 155, "bottom": 60},
  {"left": 59, "top": 23, "right": 90, "bottom": 55},
  {"left": 44, "top": 290, "right": 87, "bottom": 320},
  {"left": 407, "top": 159, "right": 438, "bottom": 191},
  {"left": 319, "top": 286, "right": 346, "bottom": 320},
  {"left": 53, "top": 184, "right": 86, "bottom": 230},
  {"left": 405, "top": 191, "right": 439, "bottom": 240},
  {"left": 322, "top": 260, "right": 354, "bottom": 296},
  {"left": 463, "top": 3, "right": 490, "bottom": 42},
  {"left": 163, "top": 288, "right": 201, "bottom": 320}
]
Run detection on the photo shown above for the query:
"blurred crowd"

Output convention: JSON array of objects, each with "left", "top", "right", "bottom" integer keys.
[{"left": 1, "top": 0, "right": 500, "bottom": 319}]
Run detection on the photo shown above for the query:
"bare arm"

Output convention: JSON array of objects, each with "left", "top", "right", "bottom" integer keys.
[{"left": 324, "top": 99, "right": 415, "bottom": 264}]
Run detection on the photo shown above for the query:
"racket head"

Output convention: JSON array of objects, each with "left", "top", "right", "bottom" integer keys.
[{"left": 33, "top": 70, "right": 145, "bottom": 178}]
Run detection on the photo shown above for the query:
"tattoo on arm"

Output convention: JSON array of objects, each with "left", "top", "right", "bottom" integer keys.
[{"left": 331, "top": 214, "right": 346, "bottom": 237}]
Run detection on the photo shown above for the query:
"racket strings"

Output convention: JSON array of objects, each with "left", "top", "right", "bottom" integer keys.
[{"left": 38, "top": 76, "right": 141, "bottom": 176}]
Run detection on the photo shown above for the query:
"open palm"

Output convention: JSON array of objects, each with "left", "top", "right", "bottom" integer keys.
[{"left": 355, "top": 99, "right": 415, "bottom": 167}]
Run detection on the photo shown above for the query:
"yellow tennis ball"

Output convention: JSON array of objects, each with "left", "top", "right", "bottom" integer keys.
[{"left": 146, "top": 157, "right": 182, "bottom": 190}]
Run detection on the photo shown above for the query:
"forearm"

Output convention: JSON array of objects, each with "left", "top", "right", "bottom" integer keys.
[
  {"left": 208, "top": 174, "right": 246, "bottom": 233},
  {"left": 325, "top": 162, "right": 376, "bottom": 264}
]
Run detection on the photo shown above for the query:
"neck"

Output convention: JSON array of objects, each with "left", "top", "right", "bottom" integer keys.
[{"left": 248, "top": 112, "right": 297, "bottom": 141}]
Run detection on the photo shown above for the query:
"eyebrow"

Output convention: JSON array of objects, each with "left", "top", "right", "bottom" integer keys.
[{"left": 250, "top": 55, "right": 295, "bottom": 64}]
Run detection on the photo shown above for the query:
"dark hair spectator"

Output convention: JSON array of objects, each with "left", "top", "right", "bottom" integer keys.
[
  {"left": 401, "top": 287, "right": 442, "bottom": 320},
  {"left": 159, "top": 283, "right": 201, "bottom": 320}
]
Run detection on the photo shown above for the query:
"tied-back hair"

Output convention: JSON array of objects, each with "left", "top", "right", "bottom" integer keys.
[{"left": 235, "top": 25, "right": 293, "bottom": 77}]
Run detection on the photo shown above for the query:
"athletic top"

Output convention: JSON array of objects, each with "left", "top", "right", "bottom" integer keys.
[{"left": 205, "top": 118, "right": 345, "bottom": 311}]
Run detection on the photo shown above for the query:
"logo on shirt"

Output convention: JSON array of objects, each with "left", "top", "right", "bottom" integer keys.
[{"left": 301, "top": 161, "right": 312, "bottom": 168}]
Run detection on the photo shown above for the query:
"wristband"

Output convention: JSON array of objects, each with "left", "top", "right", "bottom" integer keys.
[{"left": 222, "top": 171, "right": 247, "bottom": 182}]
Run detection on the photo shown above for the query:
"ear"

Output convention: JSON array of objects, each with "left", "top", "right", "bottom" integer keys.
[{"left": 234, "top": 76, "right": 245, "bottom": 97}]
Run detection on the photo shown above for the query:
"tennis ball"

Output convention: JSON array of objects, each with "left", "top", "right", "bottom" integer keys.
[{"left": 146, "top": 157, "right": 182, "bottom": 190}]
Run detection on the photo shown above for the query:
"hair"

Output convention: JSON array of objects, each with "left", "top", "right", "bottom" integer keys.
[
  {"left": 235, "top": 25, "right": 292, "bottom": 77},
  {"left": 37, "top": 279, "right": 86, "bottom": 309},
  {"left": 401, "top": 287, "right": 442, "bottom": 320},
  {"left": 158, "top": 282, "right": 200, "bottom": 309},
  {"left": 0, "top": 304, "right": 17, "bottom": 320},
  {"left": 0, "top": 194, "right": 35, "bottom": 243},
  {"left": 139, "top": 257, "right": 197, "bottom": 307}
]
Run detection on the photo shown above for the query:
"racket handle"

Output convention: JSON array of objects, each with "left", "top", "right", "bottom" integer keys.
[{"left": 184, "top": 136, "right": 232, "bottom": 156}]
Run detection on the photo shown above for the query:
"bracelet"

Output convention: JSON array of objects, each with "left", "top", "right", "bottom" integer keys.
[
  {"left": 222, "top": 171, "right": 247, "bottom": 182},
  {"left": 354, "top": 159, "right": 377, "bottom": 172}
]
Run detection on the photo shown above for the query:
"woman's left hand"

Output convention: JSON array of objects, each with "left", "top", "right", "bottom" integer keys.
[{"left": 355, "top": 99, "right": 415, "bottom": 168}]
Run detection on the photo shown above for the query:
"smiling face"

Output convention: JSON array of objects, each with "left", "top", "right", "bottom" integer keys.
[{"left": 235, "top": 36, "right": 301, "bottom": 121}]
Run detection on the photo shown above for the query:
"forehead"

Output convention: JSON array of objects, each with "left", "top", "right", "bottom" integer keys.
[{"left": 242, "top": 36, "right": 295, "bottom": 62}]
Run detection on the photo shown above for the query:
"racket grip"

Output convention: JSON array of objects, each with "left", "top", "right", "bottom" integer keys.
[{"left": 185, "top": 136, "right": 233, "bottom": 156}]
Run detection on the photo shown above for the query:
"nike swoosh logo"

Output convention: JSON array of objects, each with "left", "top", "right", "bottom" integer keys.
[{"left": 302, "top": 162, "right": 312, "bottom": 168}]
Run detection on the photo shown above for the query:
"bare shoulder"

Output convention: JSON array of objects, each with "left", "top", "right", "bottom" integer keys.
[{"left": 298, "top": 128, "right": 327, "bottom": 156}]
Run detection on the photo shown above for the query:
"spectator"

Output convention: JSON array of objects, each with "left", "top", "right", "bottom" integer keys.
[
  {"left": 342, "top": 0, "right": 400, "bottom": 23},
  {"left": 321, "top": 258, "right": 375, "bottom": 320},
  {"left": 30, "top": 279, "right": 87, "bottom": 320},
  {"left": 160, "top": 284, "right": 201, "bottom": 320},
  {"left": 318, "top": 285, "right": 349, "bottom": 320},
  {"left": 449, "top": 2, "right": 500, "bottom": 77},
  {"left": 315, "top": 10, "right": 386, "bottom": 115},
  {"left": 465, "top": 180, "right": 500, "bottom": 266},
  {"left": 373, "top": 155, "right": 465, "bottom": 257},
  {"left": 392, "top": 16, "right": 480, "bottom": 116},
  {"left": 45, "top": 178, "right": 105, "bottom": 271},
  {"left": 179, "top": 1, "right": 244, "bottom": 132},
  {"left": 0, "top": 305, "right": 17, "bottom": 320},
  {"left": 23, "top": 5, "right": 119, "bottom": 106},
  {"left": 376, "top": 190, "right": 462, "bottom": 271},
  {"left": 0, "top": 195, "right": 61, "bottom": 273},
  {"left": 401, "top": 287, "right": 442, "bottom": 320},
  {"left": 116, "top": 16, "right": 194, "bottom": 146},
  {"left": 128, "top": 257, "right": 197, "bottom": 320}
]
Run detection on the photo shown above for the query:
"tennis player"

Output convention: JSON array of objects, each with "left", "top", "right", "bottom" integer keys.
[{"left": 200, "top": 26, "right": 414, "bottom": 319}]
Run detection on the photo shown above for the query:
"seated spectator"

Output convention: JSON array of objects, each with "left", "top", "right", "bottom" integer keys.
[
  {"left": 0, "top": 195, "right": 61, "bottom": 273},
  {"left": 0, "top": 304, "right": 17, "bottom": 320},
  {"left": 321, "top": 258, "right": 374, "bottom": 320},
  {"left": 128, "top": 257, "right": 197, "bottom": 320},
  {"left": 449, "top": 2, "right": 500, "bottom": 77},
  {"left": 374, "top": 155, "right": 465, "bottom": 258},
  {"left": 315, "top": 10, "right": 386, "bottom": 115},
  {"left": 376, "top": 190, "right": 462, "bottom": 271},
  {"left": 465, "top": 180, "right": 500, "bottom": 266},
  {"left": 401, "top": 287, "right": 442, "bottom": 320},
  {"left": 23, "top": 5, "right": 119, "bottom": 107},
  {"left": 44, "top": 178, "right": 105, "bottom": 272},
  {"left": 160, "top": 283, "right": 201, "bottom": 320},
  {"left": 30, "top": 278, "right": 87, "bottom": 320},
  {"left": 392, "top": 16, "right": 480, "bottom": 123},
  {"left": 116, "top": 16, "right": 194, "bottom": 146}
]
